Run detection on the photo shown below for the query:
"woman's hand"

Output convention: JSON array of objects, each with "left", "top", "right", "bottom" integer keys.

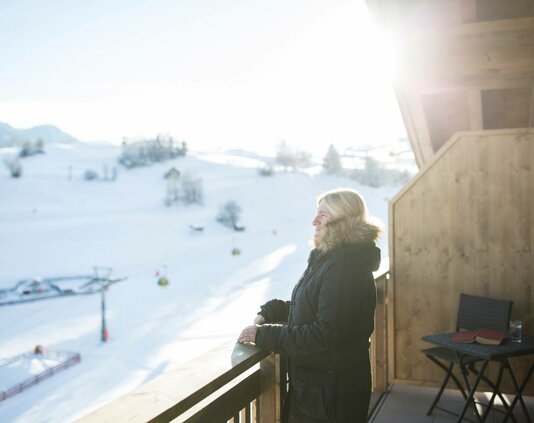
[
  {"left": 254, "top": 314, "right": 265, "bottom": 325},
  {"left": 237, "top": 325, "right": 259, "bottom": 344}
]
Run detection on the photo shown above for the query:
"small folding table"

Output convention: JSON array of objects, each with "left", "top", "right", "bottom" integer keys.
[{"left": 422, "top": 332, "right": 534, "bottom": 422}]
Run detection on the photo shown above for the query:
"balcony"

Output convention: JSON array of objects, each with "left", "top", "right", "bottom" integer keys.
[
  {"left": 76, "top": 264, "right": 534, "bottom": 422},
  {"left": 76, "top": 337, "right": 534, "bottom": 422}
]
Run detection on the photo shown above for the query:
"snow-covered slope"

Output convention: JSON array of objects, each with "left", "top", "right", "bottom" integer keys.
[{"left": 0, "top": 143, "right": 400, "bottom": 422}]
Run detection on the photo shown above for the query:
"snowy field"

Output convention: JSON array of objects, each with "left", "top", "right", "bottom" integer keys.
[{"left": 0, "top": 143, "right": 400, "bottom": 422}]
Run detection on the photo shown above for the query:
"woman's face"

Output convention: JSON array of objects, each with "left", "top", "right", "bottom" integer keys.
[{"left": 312, "top": 201, "right": 334, "bottom": 234}]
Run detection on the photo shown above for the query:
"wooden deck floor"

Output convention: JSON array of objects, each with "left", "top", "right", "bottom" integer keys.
[{"left": 369, "top": 384, "right": 534, "bottom": 423}]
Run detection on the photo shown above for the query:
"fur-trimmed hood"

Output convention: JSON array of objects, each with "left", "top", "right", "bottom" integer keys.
[{"left": 314, "top": 216, "right": 382, "bottom": 253}]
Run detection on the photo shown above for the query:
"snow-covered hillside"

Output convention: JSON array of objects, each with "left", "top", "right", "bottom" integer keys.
[
  {"left": 0, "top": 143, "right": 401, "bottom": 422},
  {"left": 0, "top": 121, "right": 79, "bottom": 147}
]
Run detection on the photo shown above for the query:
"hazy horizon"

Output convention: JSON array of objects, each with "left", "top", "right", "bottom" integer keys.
[{"left": 0, "top": 0, "right": 405, "bottom": 156}]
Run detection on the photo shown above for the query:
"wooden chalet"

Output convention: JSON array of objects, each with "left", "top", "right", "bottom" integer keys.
[{"left": 366, "top": 0, "right": 534, "bottom": 397}]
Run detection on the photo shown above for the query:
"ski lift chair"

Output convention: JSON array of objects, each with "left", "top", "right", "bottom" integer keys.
[
  {"left": 421, "top": 293, "right": 513, "bottom": 417},
  {"left": 157, "top": 276, "right": 169, "bottom": 287}
]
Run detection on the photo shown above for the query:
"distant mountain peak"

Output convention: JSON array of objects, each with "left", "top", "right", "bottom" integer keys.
[{"left": 0, "top": 121, "right": 79, "bottom": 147}]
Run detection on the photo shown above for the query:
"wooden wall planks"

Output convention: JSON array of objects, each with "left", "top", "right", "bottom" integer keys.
[{"left": 390, "top": 129, "right": 534, "bottom": 394}]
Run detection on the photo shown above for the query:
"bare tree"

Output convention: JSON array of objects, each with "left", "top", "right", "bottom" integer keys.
[
  {"left": 275, "top": 141, "right": 295, "bottom": 171},
  {"left": 276, "top": 141, "right": 312, "bottom": 171},
  {"left": 4, "top": 157, "right": 22, "bottom": 178},
  {"left": 181, "top": 173, "right": 203, "bottom": 205},
  {"left": 258, "top": 163, "right": 274, "bottom": 176},
  {"left": 118, "top": 135, "right": 187, "bottom": 169},
  {"left": 216, "top": 201, "right": 242, "bottom": 229}
]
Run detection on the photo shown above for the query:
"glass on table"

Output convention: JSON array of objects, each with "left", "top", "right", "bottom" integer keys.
[{"left": 509, "top": 320, "right": 523, "bottom": 343}]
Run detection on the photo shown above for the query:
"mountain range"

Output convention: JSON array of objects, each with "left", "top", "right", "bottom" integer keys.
[{"left": 0, "top": 121, "right": 79, "bottom": 147}]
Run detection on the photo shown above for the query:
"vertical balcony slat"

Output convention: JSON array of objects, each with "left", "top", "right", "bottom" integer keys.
[
  {"left": 183, "top": 370, "right": 260, "bottom": 422},
  {"left": 252, "top": 398, "right": 258, "bottom": 423},
  {"left": 245, "top": 403, "right": 251, "bottom": 423},
  {"left": 372, "top": 271, "right": 389, "bottom": 393},
  {"left": 258, "top": 354, "right": 281, "bottom": 423}
]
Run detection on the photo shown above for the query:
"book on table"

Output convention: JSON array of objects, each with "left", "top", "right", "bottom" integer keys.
[{"left": 452, "top": 329, "right": 505, "bottom": 345}]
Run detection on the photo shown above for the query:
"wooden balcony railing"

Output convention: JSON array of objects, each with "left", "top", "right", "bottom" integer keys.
[
  {"left": 78, "top": 270, "right": 390, "bottom": 423},
  {"left": 76, "top": 342, "right": 281, "bottom": 423}
]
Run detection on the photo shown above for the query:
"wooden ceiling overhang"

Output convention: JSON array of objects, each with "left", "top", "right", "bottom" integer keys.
[{"left": 366, "top": 1, "right": 534, "bottom": 167}]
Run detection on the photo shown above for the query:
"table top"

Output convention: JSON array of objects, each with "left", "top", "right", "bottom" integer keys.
[{"left": 423, "top": 332, "right": 534, "bottom": 360}]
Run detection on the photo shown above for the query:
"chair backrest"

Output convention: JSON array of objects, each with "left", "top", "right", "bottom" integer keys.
[{"left": 456, "top": 293, "right": 513, "bottom": 332}]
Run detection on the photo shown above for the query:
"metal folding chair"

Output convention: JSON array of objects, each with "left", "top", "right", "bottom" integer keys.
[{"left": 421, "top": 293, "right": 513, "bottom": 419}]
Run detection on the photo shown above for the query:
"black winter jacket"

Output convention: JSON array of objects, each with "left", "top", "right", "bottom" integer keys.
[{"left": 255, "top": 242, "right": 380, "bottom": 422}]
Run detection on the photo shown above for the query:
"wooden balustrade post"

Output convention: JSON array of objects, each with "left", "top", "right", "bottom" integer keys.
[
  {"left": 371, "top": 271, "right": 390, "bottom": 394},
  {"left": 258, "top": 353, "right": 281, "bottom": 423}
]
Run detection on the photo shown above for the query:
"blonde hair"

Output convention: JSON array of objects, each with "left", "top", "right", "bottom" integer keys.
[
  {"left": 314, "top": 188, "right": 382, "bottom": 251},
  {"left": 317, "top": 188, "right": 368, "bottom": 224}
]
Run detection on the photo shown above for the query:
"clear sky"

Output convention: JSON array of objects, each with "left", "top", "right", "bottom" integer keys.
[{"left": 0, "top": 0, "right": 405, "bottom": 156}]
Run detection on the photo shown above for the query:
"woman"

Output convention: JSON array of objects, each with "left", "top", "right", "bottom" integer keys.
[{"left": 238, "top": 188, "right": 382, "bottom": 423}]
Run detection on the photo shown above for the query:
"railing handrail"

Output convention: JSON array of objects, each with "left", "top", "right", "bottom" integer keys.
[
  {"left": 157, "top": 344, "right": 268, "bottom": 422},
  {"left": 76, "top": 341, "right": 269, "bottom": 423}
]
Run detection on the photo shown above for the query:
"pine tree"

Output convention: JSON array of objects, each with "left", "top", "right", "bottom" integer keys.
[{"left": 322, "top": 144, "right": 342, "bottom": 174}]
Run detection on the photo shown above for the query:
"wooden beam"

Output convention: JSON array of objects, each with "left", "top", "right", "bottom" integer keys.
[
  {"left": 394, "top": 84, "right": 434, "bottom": 167},
  {"left": 458, "top": 0, "right": 477, "bottom": 23},
  {"left": 467, "top": 89, "right": 484, "bottom": 130},
  {"left": 447, "top": 15, "right": 534, "bottom": 34},
  {"left": 530, "top": 86, "right": 534, "bottom": 127},
  {"left": 392, "top": 16, "right": 534, "bottom": 165},
  {"left": 398, "top": 17, "right": 534, "bottom": 90}
]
